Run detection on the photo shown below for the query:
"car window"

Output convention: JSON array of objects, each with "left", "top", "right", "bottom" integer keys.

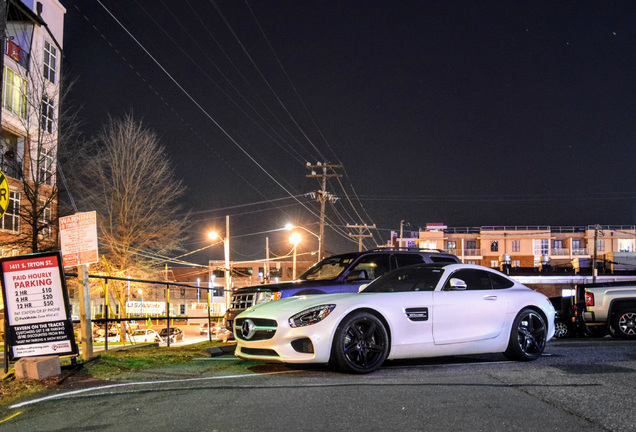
[
  {"left": 430, "top": 256, "right": 460, "bottom": 263},
  {"left": 443, "top": 269, "right": 492, "bottom": 290},
  {"left": 489, "top": 272, "right": 515, "bottom": 289},
  {"left": 395, "top": 254, "right": 425, "bottom": 267},
  {"left": 363, "top": 266, "right": 445, "bottom": 292},
  {"left": 351, "top": 254, "right": 391, "bottom": 280},
  {"left": 301, "top": 255, "right": 356, "bottom": 281}
]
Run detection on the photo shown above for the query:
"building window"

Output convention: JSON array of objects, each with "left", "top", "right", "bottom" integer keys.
[
  {"left": 533, "top": 239, "right": 549, "bottom": 255},
  {"left": 512, "top": 240, "right": 520, "bottom": 252},
  {"left": 38, "top": 200, "right": 51, "bottom": 239},
  {"left": 490, "top": 241, "right": 499, "bottom": 252},
  {"left": 41, "top": 95, "right": 55, "bottom": 134},
  {"left": 595, "top": 240, "right": 605, "bottom": 252},
  {"left": 466, "top": 260, "right": 477, "bottom": 265},
  {"left": 447, "top": 241, "right": 456, "bottom": 250},
  {"left": 1, "top": 248, "right": 20, "bottom": 257},
  {"left": 43, "top": 41, "right": 57, "bottom": 83},
  {"left": 38, "top": 147, "right": 55, "bottom": 185},
  {"left": 619, "top": 239, "right": 634, "bottom": 252},
  {"left": 0, "top": 132, "right": 22, "bottom": 179},
  {"left": 512, "top": 260, "right": 521, "bottom": 267},
  {"left": 180, "top": 304, "right": 186, "bottom": 315},
  {"left": 490, "top": 260, "right": 498, "bottom": 268},
  {"left": 466, "top": 240, "right": 477, "bottom": 250},
  {"left": 1, "top": 191, "right": 20, "bottom": 232},
  {"left": 3, "top": 66, "right": 27, "bottom": 118}
]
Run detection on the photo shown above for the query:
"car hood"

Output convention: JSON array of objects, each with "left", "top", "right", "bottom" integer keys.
[
  {"left": 234, "top": 279, "right": 344, "bottom": 293},
  {"left": 239, "top": 292, "right": 364, "bottom": 316}
]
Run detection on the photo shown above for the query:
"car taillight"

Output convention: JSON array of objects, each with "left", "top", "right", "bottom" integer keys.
[{"left": 585, "top": 292, "right": 594, "bottom": 307}]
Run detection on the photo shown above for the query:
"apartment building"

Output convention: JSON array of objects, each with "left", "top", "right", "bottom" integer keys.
[
  {"left": 392, "top": 224, "right": 636, "bottom": 273},
  {"left": 1, "top": 0, "right": 65, "bottom": 256}
]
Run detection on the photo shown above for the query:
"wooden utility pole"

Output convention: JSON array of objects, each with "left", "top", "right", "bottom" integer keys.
[
  {"left": 306, "top": 163, "right": 341, "bottom": 260},
  {"left": 347, "top": 224, "right": 376, "bottom": 252}
]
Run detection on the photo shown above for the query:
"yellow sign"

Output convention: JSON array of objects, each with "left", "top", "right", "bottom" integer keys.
[{"left": 0, "top": 171, "right": 9, "bottom": 218}]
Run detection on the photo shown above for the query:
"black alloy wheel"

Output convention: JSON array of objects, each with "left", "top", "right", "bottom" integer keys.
[
  {"left": 611, "top": 310, "right": 636, "bottom": 339},
  {"left": 504, "top": 308, "right": 547, "bottom": 361},
  {"left": 332, "top": 311, "right": 389, "bottom": 374}
]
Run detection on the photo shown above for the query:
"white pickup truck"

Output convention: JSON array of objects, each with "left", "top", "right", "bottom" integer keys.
[{"left": 575, "top": 281, "right": 636, "bottom": 339}]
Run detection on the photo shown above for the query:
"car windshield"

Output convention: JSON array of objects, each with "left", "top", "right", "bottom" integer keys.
[
  {"left": 301, "top": 255, "right": 356, "bottom": 281},
  {"left": 362, "top": 266, "right": 446, "bottom": 293}
]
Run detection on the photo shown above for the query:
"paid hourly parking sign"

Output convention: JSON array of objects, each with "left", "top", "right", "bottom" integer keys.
[{"left": 0, "top": 252, "right": 78, "bottom": 360}]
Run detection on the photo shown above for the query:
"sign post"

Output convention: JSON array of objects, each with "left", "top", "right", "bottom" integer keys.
[
  {"left": 59, "top": 212, "right": 99, "bottom": 361},
  {"left": 0, "top": 252, "right": 78, "bottom": 368}
]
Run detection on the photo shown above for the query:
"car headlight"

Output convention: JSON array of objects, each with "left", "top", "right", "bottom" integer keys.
[
  {"left": 289, "top": 304, "right": 336, "bottom": 328},
  {"left": 255, "top": 291, "right": 282, "bottom": 305}
]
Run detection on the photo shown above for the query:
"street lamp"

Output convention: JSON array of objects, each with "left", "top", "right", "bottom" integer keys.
[
  {"left": 285, "top": 223, "right": 322, "bottom": 261},
  {"left": 290, "top": 232, "right": 301, "bottom": 280}
]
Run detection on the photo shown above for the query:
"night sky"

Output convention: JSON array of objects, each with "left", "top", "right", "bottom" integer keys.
[{"left": 59, "top": 1, "right": 636, "bottom": 264}]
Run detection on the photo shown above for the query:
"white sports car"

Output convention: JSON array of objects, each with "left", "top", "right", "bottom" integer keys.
[{"left": 234, "top": 263, "right": 555, "bottom": 373}]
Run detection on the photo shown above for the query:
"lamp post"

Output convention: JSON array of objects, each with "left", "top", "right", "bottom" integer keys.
[
  {"left": 285, "top": 223, "right": 321, "bottom": 261},
  {"left": 290, "top": 232, "right": 301, "bottom": 280},
  {"left": 209, "top": 228, "right": 231, "bottom": 310}
]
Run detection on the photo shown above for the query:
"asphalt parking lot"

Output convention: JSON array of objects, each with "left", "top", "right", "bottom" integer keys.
[{"left": 1, "top": 337, "right": 635, "bottom": 432}]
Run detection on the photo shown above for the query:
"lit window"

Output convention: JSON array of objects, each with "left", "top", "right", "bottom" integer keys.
[
  {"left": 43, "top": 41, "right": 57, "bottom": 83},
  {"left": 512, "top": 260, "right": 521, "bottom": 267},
  {"left": 1, "top": 191, "right": 20, "bottom": 232},
  {"left": 3, "top": 66, "right": 26, "bottom": 118},
  {"left": 490, "top": 241, "right": 499, "bottom": 252},
  {"left": 490, "top": 260, "right": 498, "bottom": 268},
  {"left": 533, "top": 239, "right": 549, "bottom": 255},
  {"left": 512, "top": 240, "right": 520, "bottom": 252},
  {"left": 41, "top": 95, "right": 55, "bottom": 134},
  {"left": 447, "top": 241, "right": 456, "bottom": 250},
  {"left": 619, "top": 239, "right": 634, "bottom": 252}
]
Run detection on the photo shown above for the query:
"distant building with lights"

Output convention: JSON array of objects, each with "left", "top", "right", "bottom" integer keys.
[{"left": 391, "top": 224, "right": 636, "bottom": 274}]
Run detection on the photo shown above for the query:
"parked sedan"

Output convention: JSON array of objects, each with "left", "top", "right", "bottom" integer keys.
[
  {"left": 130, "top": 328, "right": 162, "bottom": 343},
  {"left": 235, "top": 263, "right": 556, "bottom": 373},
  {"left": 159, "top": 327, "right": 185, "bottom": 343}
]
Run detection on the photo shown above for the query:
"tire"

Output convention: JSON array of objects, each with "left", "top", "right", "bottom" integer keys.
[
  {"left": 332, "top": 311, "right": 389, "bottom": 374},
  {"left": 553, "top": 320, "right": 570, "bottom": 338},
  {"left": 504, "top": 308, "right": 547, "bottom": 361},
  {"left": 585, "top": 325, "right": 608, "bottom": 338},
  {"left": 611, "top": 310, "right": 636, "bottom": 339}
]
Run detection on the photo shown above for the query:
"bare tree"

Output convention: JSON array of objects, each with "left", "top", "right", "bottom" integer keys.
[{"left": 72, "top": 114, "right": 188, "bottom": 276}]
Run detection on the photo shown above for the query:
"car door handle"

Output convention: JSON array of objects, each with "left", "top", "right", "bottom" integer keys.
[{"left": 483, "top": 295, "right": 498, "bottom": 301}]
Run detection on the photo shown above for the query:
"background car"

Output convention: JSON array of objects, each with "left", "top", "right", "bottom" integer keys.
[
  {"left": 130, "top": 328, "right": 162, "bottom": 343},
  {"left": 235, "top": 263, "right": 556, "bottom": 373},
  {"left": 159, "top": 327, "right": 185, "bottom": 343}
]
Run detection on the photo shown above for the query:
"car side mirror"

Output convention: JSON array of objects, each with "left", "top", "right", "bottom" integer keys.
[
  {"left": 449, "top": 278, "right": 467, "bottom": 290},
  {"left": 346, "top": 269, "right": 368, "bottom": 282}
]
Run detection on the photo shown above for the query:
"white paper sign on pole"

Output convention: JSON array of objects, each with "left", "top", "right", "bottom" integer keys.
[{"left": 59, "top": 211, "right": 99, "bottom": 268}]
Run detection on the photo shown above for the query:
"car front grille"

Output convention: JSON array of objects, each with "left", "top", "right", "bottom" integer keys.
[
  {"left": 231, "top": 293, "right": 255, "bottom": 310},
  {"left": 235, "top": 317, "right": 278, "bottom": 341},
  {"left": 240, "top": 347, "right": 279, "bottom": 357}
]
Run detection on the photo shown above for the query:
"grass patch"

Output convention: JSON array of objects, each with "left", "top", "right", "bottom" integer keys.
[{"left": 0, "top": 341, "right": 233, "bottom": 407}]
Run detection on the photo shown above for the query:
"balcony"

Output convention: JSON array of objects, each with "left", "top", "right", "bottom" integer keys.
[
  {"left": 572, "top": 248, "right": 590, "bottom": 256},
  {"left": 551, "top": 248, "right": 570, "bottom": 256}
]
